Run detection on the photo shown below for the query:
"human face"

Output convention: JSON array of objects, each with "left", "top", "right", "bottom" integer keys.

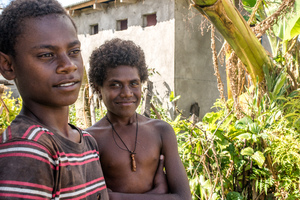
[
  {"left": 100, "top": 65, "right": 142, "bottom": 119},
  {"left": 11, "top": 14, "right": 83, "bottom": 108}
]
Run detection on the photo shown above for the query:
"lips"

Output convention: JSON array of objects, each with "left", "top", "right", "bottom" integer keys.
[
  {"left": 115, "top": 100, "right": 136, "bottom": 105},
  {"left": 54, "top": 80, "right": 80, "bottom": 88},
  {"left": 57, "top": 82, "right": 76, "bottom": 87}
]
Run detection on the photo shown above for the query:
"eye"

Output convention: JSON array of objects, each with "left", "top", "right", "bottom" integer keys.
[
  {"left": 131, "top": 81, "right": 140, "bottom": 87},
  {"left": 69, "top": 49, "right": 81, "bottom": 56},
  {"left": 110, "top": 82, "right": 121, "bottom": 88},
  {"left": 38, "top": 53, "right": 54, "bottom": 58}
]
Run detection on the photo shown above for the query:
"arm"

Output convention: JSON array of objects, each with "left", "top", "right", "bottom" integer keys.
[
  {"left": 108, "top": 122, "right": 192, "bottom": 200},
  {"left": 0, "top": 140, "right": 55, "bottom": 199},
  {"left": 146, "top": 155, "right": 168, "bottom": 194}
]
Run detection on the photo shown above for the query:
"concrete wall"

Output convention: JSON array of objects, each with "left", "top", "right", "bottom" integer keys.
[
  {"left": 71, "top": 0, "right": 226, "bottom": 119},
  {"left": 73, "top": 0, "right": 176, "bottom": 116},
  {"left": 174, "top": 0, "right": 226, "bottom": 119}
]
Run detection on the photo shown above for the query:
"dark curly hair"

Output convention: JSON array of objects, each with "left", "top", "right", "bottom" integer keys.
[
  {"left": 89, "top": 38, "right": 148, "bottom": 91},
  {"left": 0, "top": 0, "right": 75, "bottom": 57}
]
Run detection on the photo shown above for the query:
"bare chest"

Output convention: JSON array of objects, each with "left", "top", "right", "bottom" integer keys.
[
  {"left": 99, "top": 128, "right": 161, "bottom": 170},
  {"left": 97, "top": 127, "right": 162, "bottom": 192}
]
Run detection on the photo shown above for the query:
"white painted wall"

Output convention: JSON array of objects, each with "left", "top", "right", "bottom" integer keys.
[{"left": 71, "top": 0, "right": 226, "bottom": 119}]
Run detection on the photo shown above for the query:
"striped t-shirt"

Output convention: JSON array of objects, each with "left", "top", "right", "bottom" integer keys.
[{"left": 0, "top": 115, "right": 108, "bottom": 200}]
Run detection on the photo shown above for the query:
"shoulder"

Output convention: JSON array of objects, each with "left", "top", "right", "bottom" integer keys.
[
  {"left": 85, "top": 117, "right": 109, "bottom": 137},
  {"left": 85, "top": 117, "right": 107, "bottom": 132},
  {"left": 84, "top": 118, "right": 112, "bottom": 148},
  {"left": 138, "top": 114, "right": 174, "bottom": 136},
  {"left": 1, "top": 115, "right": 54, "bottom": 144},
  {"left": 0, "top": 117, "right": 58, "bottom": 166}
]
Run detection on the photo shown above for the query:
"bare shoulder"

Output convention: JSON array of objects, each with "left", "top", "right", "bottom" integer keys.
[
  {"left": 138, "top": 114, "right": 174, "bottom": 136},
  {"left": 85, "top": 117, "right": 108, "bottom": 136}
]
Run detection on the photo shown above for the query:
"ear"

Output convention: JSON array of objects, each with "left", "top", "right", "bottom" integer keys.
[{"left": 0, "top": 52, "right": 15, "bottom": 80}]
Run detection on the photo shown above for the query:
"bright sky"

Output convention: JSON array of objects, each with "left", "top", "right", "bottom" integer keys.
[{"left": 57, "top": 0, "right": 80, "bottom": 7}]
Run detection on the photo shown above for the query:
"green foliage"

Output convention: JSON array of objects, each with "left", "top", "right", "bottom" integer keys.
[
  {"left": 0, "top": 91, "right": 22, "bottom": 134},
  {"left": 68, "top": 104, "right": 77, "bottom": 125},
  {"left": 149, "top": 64, "right": 300, "bottom": 199},
  {"left": 227, "top": 191, "right": 243, "bottom": 200},
  {"left": 242, "top": 0, "right": 300, "bottom": 57}
]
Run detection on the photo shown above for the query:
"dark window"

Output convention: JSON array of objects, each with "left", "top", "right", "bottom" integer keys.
[
  {"left": 143, "top": 13, "right": 157, "bottom": 27},
  {"left": 117, "top": 19, "right": 128, "bottom": 31},
  {"left": 90, "top": 24, "right": 98, "bottom": 35}
]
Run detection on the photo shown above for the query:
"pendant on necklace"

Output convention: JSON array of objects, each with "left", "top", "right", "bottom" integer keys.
[{"left": 130, "top": 153, "right": 136, "bottom": 172}]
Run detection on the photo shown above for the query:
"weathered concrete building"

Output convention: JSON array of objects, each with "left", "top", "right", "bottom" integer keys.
[{"left": 65, "top": 0, "right": 227, "bottom": 119}]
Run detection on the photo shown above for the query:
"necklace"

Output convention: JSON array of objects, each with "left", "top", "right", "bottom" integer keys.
[{"left": 106, "top": 113, "right": 138, "bottom": 172}]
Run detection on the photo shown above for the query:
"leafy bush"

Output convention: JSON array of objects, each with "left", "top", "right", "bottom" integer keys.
[
  {"left": 148, "top": 64, "right": 300, "bottom": 199},
  {"left": 0, "top": 91, "right": 22, "bottom": 134}
]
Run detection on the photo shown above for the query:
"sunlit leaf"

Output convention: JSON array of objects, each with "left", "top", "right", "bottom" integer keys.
[
  {"left": 235, "top": 116, "right": 253, "bottom": 130},
  {"left": 241, "top": 147, "right": 254, "bottom": 156},
  {"left": 236, "top": 132, "right": 252, "bottom": 140},
  {"left": 252, "top": 151, "right": 265, "bottom": 167}
]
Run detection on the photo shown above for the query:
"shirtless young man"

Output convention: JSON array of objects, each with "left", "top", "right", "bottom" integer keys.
[
  {"left": 0, "top": 0, "right": 108, "bottom": 199},
  {"left": 86, "top": 38, "right": 192, "bottom": 200}
]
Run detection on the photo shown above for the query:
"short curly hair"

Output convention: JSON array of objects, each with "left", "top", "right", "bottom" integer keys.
[
  {"left": 0, "top": 0, "right": 75, "bottom": 57},
  {"left": 89, "top": 38, "right": 148, "bottom": 91}
]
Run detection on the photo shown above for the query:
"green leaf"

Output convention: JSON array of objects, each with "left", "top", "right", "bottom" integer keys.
[
  {"left": 263, "top": 64, "right": 273, "bottom": 93},
  {"left": 211, "top": 193, "right": 219, "bottom": 200},
  {"left": 283, "top": 0, "right": 300, "bottom": 41},
  {"left": 264, "top": 179, "right": 268, "bottom": 194},
  {"left": 271, "top": 70, "right": 286, "bottom": 98},
  {"left": 202, "top": 112, "right": 220, "bottom": 124},
  {"left": 249, "top": 122, "right": 260, "bottom": 134},
  {"left": 235, "top": 116, "right": 253, "bottom": 130},
  {"left": 251, "top": 151, "right": 265, "bottom": 167},
  {"left": 215, "top": 130, "right": 229, "bottom": 146},
  {"left": 242, "top": 0, "right": 257, "bottom": 7},
  {"left": 169, "top": 91, "right": 175, "bottom": 101},
  {"left": 169, "top": 91, "right": 181, "bottom": 102},
  {"left": 237, "top": 132, "right": 252, "bottom": 140},
  {"left": 202, "top": 180, "right": 211, "bottom": 190},
  {"left": 196, "top": 142, "right": 202, "bottom": 155},
  {"left": 289, "top": 18, "right": 300, "bottom": 39},
  {"left": 227, "top": 191, "right": 243, "bottom": 200},
  {"left": 241, "top": 147, "right": 254, "bottom": 156}
]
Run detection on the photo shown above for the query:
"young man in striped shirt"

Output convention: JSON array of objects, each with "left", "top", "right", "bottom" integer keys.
[{"left": 0, "top": 0, "right": 108, "bottom": 199}]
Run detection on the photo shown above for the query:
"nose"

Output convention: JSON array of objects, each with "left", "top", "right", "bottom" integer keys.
[
  {"left": 56, "top": 54, "right": 78, "bottom": 74},
  {"left": 120, "top": 85, "right": 133, "bottom": 98}
]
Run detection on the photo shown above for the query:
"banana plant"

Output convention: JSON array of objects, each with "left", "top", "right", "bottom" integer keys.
[
  {"left": 191, "top": 0, "right": 273, "bottom": 85},
  {"left": 191, "top": 0, "right": 299, "bottom": 88}
]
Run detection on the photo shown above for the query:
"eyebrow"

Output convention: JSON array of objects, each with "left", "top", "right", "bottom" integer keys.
[
  {"left": 107, "top": 78, "right": 141, "bottom": 82},
  {"left": 31, "top": 40, "right": 81, "bottom": 50}
]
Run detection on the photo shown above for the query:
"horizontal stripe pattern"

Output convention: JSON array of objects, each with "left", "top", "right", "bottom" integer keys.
[
  {"left": 0, "top": 116, "right": 108, "bottom": 199},
  {"left": 58, "top": 178, "right": 106, "bottom": 199},
  {"left": 0, "top": 186, "right": 53, "bottom": 198}
]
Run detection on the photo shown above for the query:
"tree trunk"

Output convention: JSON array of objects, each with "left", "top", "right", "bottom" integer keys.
[{"left": 75, "top": 68, "right": 91, "bottom": 129}]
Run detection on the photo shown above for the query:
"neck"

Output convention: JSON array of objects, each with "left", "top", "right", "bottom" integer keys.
[
  {"left": 21, "top": 103, "right": 70, "bottom": 133},
  {"left": 106, "top": 112, "right": 137, "bottom": 126}
]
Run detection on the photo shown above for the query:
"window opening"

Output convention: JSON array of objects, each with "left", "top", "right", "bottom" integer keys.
[
  {"left": 117, "top": 19, "right": 128, "bottom": 31},
  {"left": 90, "top": 24, "right": 98, "bottom": 35},
  {"left": 143, "top": 13, "right": 157, "bottom": 27}
]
